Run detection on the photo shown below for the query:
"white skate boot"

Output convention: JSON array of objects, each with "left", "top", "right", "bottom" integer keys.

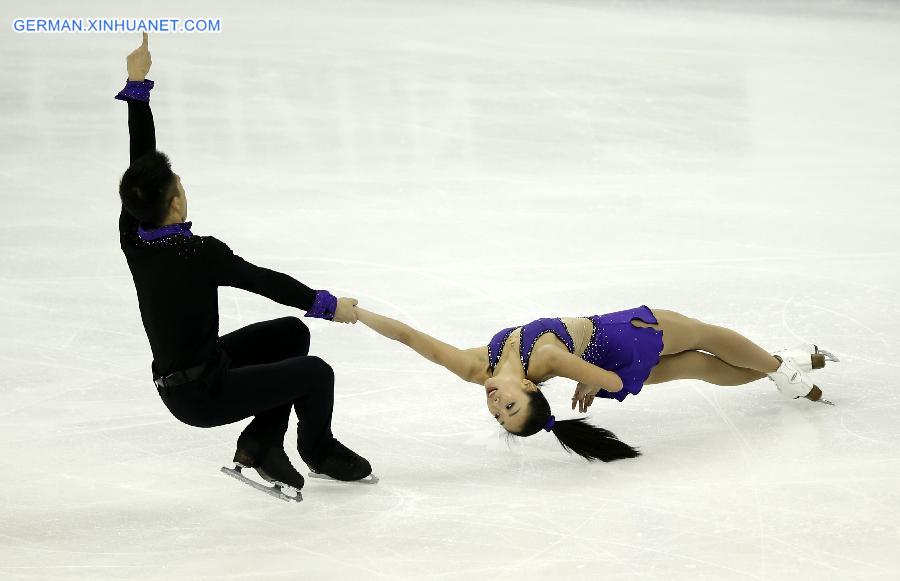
[
  {"left": 772, "top": 344, "right": 839, "bottom": 372},
  {"left": 767, "top": 356, "right": 834, "bottom": 405}
]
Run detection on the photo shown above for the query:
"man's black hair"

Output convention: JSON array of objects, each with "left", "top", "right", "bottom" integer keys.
[{"left": 119, "top": 150, "right": 177, "bottom": 226}]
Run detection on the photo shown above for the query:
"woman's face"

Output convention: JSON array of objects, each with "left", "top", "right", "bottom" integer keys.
[{"left": 484, "top": 375, "right": 537, "bottom": 433}]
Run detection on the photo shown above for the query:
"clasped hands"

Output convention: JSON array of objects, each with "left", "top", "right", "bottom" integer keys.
[{"left": 333, "top": 297, "right": 359, "bottom": 324}]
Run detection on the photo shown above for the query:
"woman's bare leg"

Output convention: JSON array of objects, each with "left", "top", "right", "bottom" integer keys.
[
  {"left": 638, "top": 309, "right": 780, "bottom": 374},
  {"left": 646, "top": 351, "right": 766, "bottom": 386}
]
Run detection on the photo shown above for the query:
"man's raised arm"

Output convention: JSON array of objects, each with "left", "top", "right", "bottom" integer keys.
[{"left": 114, "top": 32, "right": 155, "bottom": 164}]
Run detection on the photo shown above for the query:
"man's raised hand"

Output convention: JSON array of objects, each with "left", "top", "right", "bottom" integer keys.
[{"left": 127, "top": 32, "right": 151, "bottom": 81}]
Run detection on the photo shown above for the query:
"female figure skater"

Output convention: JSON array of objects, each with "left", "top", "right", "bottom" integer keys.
[{"left": 353, "top": 305, "right": 837, "bottom": 461}]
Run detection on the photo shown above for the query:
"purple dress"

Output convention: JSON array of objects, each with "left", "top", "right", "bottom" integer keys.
[{"left": 487, "top": 305, "right": 664, "bottom": 402}]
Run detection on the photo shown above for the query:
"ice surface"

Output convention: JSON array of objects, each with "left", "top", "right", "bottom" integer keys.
[{"left": 1, "top": 0, "right": 899, "bottom": 579}]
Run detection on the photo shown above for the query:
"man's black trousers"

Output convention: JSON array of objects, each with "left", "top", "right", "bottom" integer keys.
[{"left": 157, "top": 317, "right": 335, "bottom": 467}]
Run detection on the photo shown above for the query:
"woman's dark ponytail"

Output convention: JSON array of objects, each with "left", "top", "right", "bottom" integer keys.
[
  {"left": 516, "top": 389, "right": 641, "bottom": 462},
  {"left": 549, "top": 418, "right": 641, "bottom": 461}
]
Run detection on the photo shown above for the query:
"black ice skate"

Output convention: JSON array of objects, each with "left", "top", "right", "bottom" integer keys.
[
  {"left": 308, "top": 440, "right": 378, "bottom": 484},
  {"left": 221, "top": 445, "right": 304, "bottom": 502}
]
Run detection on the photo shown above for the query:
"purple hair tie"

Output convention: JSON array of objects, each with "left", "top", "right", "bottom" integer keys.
[{"left": 543, "top": 415, "right": 556, "bottom": 432}]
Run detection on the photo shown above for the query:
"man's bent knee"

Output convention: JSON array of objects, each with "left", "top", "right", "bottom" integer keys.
[
  {"left": 305, "top": 355, "right": 334, "bottom": 384},
  {"left": 279, "top": 316, "right": 311, "bottom": 354},
  {"left": 279, "top": 316, "right": 309, "bottom": 334}
]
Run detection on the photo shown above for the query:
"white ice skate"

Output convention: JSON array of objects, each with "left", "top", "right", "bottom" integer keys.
[
  {"left": 767, "top": 356, "right": 834, "bottom": 406},
  {"left": 772, "top": 344, "right": 840, "bottom": 372}
]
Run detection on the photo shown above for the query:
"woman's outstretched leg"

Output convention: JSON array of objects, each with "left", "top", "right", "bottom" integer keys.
[
  {"left": 646, "top": 351, "right": 766, "bottom": 386},
  {"left": 645, "top": 309, "right": 827, "bottom": 402},
  {"left": 697, "top": 323, "right": 780, "bottom": 373},
  {"left": 647, "top": 309, "right": 780, "bottom": 374}
]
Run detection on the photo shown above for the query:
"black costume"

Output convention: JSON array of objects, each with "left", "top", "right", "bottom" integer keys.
[{"left": 115, "top": 79, "right": 341, "bottom": 469}]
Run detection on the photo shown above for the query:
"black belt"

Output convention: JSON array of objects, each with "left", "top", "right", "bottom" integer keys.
[{"left": 154, "top": 358, "right": 213, "bottom": 394}]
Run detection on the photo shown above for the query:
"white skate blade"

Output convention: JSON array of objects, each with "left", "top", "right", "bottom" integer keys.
[
  {"left": 815, "top": 398, "right": 835, "bottom": 406},
  {"left": 308, "top": 471, "right": 379, "bottom": 485},
  {"left": 801, "top": 344, "right": 840, "bottom": 363},
  {"left": 815, "top": 347, "right": 840, "bottom": 363},
  {"left": 221, "top": 464, "right": 303, "bottom": 502}
]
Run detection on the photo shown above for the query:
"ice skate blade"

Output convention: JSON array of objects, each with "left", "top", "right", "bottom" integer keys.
[
  {"left": 308, "top": 471, "right": 379, "bottom": 485},
  {"left": 801, "top": 386, "right": 835, "bottom": 406},
  {"left": 221, "top": 465, "right": 303, "bottom": 502},
  {"left": 818, "top": 348, "right": 839, "bottom": 363}
]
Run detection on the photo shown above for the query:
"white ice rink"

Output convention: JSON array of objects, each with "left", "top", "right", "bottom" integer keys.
[{"left": 2, "top": 0, "right": 900, "bottom": 579}]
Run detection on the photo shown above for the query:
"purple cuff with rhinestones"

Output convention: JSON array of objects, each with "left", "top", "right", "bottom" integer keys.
[
  {"left": 114, "top": 78, "right": 154, "bottom": 102},
  {"left": 304, "top": 290, "right": 337, "bottom": 320}
]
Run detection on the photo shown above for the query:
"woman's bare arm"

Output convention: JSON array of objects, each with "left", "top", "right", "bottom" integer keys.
[
  {"left": 540, "top": 345, "right": 624, "bottom": 392},
  {"left": 538, "top": 346, "right": 626, "bottom": 412},
  {"left": 355, "top": 307, "right": 483, "bottom": 383}
]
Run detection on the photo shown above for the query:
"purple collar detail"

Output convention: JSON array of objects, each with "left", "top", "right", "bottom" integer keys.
[
  {"left": 488, "top": 327, "right": 516, "bottom": 372},
  {"left": 137, "top": 221, "right": 193, "bottom": 242}
]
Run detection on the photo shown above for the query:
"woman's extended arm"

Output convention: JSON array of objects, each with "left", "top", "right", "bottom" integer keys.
[{"left": 355, "top": 307, "right": 482, "bottom": 383}]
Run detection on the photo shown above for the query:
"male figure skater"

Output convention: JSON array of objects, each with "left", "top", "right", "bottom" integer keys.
[{"left": 114, "top": 33, "right": 372, "bottom": 499}]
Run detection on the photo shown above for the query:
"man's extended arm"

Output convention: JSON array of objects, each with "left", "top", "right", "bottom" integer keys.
[
  {"left": 119, "top": 91, "right": 156, "bottom": 164},
  {"left": 204, "top": 237, "right": 358, "bottom": 322},
  {"left": 116, "top": 32, "right": 155, "bottom": 164},
  {"left": 115, "top": 33, "right": 155, "bottom": 233}
]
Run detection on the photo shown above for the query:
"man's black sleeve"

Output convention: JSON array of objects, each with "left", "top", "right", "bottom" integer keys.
[
  {"left": 204, "top": 237, "right": 317, "bottom": 311},
  {"left": 115, "top": 79, "right": 157, "bottom": 236},
  {"left": 126, "top": 99, "right": 156, "bottom": 165}
]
